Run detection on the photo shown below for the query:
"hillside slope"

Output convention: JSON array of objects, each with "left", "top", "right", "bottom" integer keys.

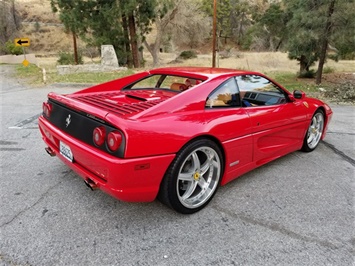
[{"left": 16, "top": 0, "right": 75, "bottom": 54}]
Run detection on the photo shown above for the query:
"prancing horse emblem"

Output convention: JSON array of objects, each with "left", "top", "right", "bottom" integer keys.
[{"left": 65, "top": 114, "right": 71, "bottom": 128}]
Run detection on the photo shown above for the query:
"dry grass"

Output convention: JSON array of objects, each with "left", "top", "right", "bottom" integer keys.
[
  {"left": 35, "top": 52, "right": 355, "bottom": 79},
  {"left": 16, "top": 0, "right": 355, "bottom": 76},
  {"left": 156, "top": 52, "right": 300, "bottom": 73},
  {"left": 144, "top": 51, "right": 355, "bottom": 74},
  {"left": 14, "top": 0, "right": 354, "bottom": 103},
  {"left": 17, "top": 0, "right": 60, "bottom": 23},
  {"left": 16, "top": 0, "right": 74, "bottom": 54}
]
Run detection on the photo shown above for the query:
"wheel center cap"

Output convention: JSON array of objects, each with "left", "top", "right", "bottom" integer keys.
[{"left": 194, "top": 172, "right": 200, "bottom": 181}]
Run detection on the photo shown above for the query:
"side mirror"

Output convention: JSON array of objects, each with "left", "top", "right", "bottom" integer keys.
[{"left": 293, "top": 90, "right": 305, "bottom": 99}]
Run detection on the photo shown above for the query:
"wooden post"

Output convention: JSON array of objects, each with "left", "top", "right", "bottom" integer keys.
[
  {"left": 73, "top": 31, "right": 79, "bottom": 65},
  {"left": 212, "top": 0, "right": 217, "bottom": 68}
]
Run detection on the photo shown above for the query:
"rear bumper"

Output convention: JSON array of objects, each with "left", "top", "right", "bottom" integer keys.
[{"left": 38, "top": 116, "right": 175, "bottom": 202}]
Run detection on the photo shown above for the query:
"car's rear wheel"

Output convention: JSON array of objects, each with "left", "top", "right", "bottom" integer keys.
[
  {"left": 301, "top": 110, "right": 325, "bottom": 152},
  {"left": 159, "top": 139, "right": 223, "bottom": 214}
]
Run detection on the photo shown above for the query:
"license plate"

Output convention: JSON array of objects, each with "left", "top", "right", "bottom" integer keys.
[{"left": 60, "top": 141, "right": 73, "bottom": 162}]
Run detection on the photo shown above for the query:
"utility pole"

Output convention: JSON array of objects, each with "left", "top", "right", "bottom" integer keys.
[
  {"left": 72, "top": 31, "right": 79, "bottom": 65},
  {"left": 212, "top": 0, "right": 217, "bottom": 67}
]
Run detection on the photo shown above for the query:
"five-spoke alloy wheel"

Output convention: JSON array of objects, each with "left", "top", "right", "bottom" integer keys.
[
  {"left": 159, "top": 139, "right": 223, "bottom": 214},
  {"left": 302, "top": 110, "right": 325, "bottom": 152}
]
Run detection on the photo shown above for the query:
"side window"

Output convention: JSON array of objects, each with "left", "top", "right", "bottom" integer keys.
[
  {"left": 235, "top": 75, "right": 286, "bottom": 107},
  {"left": 130, "top": 75, "right": 162, "bottom": 89},
  {"left": 206, "top": 78, "right": 241, "bottom": 108}
]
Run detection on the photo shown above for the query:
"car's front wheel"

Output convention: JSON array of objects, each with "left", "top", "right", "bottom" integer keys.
[
  {"left": 301, "top": 109, "right": 325, "bottom": 152},
  {"left": 159, "top": 139, "right": 223, "bottom": 214}
]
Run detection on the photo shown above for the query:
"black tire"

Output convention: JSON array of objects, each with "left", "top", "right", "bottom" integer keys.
[
  {"left": 158, "top": 139, "right": 224, "bottom": 214},
  {"left": 301, "top": 109, "right": 325, "bottom": 152}
]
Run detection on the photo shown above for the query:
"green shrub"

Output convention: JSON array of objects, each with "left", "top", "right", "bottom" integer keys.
[
  {"left": 3, "top": 40, "right": 23, "bottom": 55},
  {"left": 341, "top": 52, "right": 355, "bottom": 60},
  {"left": 57, "top": 51, "right": 83, "bottom": 65},
  {"left": 298, "top": 69, "right": 316, "bottom": 78},
  {"left": 328, "top": 54, "right": 339, "bottom": 62},
  {"left": 178, "top": 50, "right": 197, "bottom": 60},
  {"left": 34, "top": 21, "right": 40, "bottom": 32},
  {"left": 323, "top": 66, "right": 335, "bottom": 74}
]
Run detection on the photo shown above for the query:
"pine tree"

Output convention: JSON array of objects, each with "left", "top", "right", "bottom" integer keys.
[
  {"left": 51, "top": 0, "right": 156, "bottom": 67},
  {"left": 285, "top": 0, "right": 323, "bottom": 76},
  {"left": 201, "top": 0, "right": 253, "bottom": 46},
  {"left": 284, "top": 0, "right": 353, "bottom": 80},
  {"left": 316, "top": 0, "right": 336, "bottom": 84}
]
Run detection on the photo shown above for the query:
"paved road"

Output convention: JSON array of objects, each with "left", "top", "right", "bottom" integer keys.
[{"left": 0, "top": 65, "right": 354, "bottom": 266}]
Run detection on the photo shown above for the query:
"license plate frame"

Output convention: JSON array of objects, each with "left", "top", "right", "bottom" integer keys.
[{"left": 59, "top": 141, "right": 73, "bottom": 162}]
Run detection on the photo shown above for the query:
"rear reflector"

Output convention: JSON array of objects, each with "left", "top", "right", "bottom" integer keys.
[{"left": 42, "top": 102, "right": 52, "bottom": 117}]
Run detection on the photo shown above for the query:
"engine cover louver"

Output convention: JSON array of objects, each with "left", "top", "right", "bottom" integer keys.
[{"left": 70, "top": 92, "right": 166, "bottom": 116}]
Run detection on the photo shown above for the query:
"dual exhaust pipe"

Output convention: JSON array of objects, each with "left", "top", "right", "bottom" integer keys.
[
  {"left": 84, "top": 178, "right": 98, "bottom": 191},
  {"left": 45, "top": 147, "right": 98, "bottom": 191},
  {"left": 45, "top": 147, "right": 56, "bottom": 157}
]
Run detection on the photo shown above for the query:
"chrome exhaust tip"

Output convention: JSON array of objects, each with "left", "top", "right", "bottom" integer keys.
[
  {"left": 84, "top": 178, "right": 98, "bottom": 191},
  {"left": 45, "top": 147, "right": 56, "bottom": 157}
]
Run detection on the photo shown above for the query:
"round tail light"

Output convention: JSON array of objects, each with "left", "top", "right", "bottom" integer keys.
[
  {"left": 93, "top": 127, "right": 106, "bottom": 146},
  {"left": 42, "top": 102, "right": 52, "bottom": 117},
  {"left": 107, "top": 131, "right": 122, "bottom": 152}
]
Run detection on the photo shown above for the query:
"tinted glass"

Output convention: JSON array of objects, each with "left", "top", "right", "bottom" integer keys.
[
  {"left": 206, "top": 78, "right": 241, "bottom": 108},
  {"left": 235, "top": 75, "right": 286, "bottom": 106},
  {"left": 128, "top": 75, "right": 203, "bottom": 92}
]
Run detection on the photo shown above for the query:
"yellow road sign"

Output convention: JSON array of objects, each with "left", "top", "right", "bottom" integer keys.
[
  {"left": 14, "top": 38, "right": 30, "bottom": 47},
  {"left": 22, "top": 59, "right": 30, "bottom": 67}
]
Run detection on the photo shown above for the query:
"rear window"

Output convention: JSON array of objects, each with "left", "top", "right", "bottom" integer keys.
[{"left": 124, "top": 74, "right": 204, "bottom": 92}]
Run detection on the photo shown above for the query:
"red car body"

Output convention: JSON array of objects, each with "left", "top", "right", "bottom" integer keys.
[{"left": 38, "top": 67, "right": 332, "bottom": 213}]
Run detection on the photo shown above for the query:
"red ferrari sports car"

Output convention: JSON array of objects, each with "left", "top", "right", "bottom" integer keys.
[{"left": 38, "top": 67, "right": 332, "bottom": 214}]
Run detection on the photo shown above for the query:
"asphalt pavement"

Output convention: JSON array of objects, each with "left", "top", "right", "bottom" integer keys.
[{"left": 0, "top": 65, "right": 354, "bottom": 266}]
